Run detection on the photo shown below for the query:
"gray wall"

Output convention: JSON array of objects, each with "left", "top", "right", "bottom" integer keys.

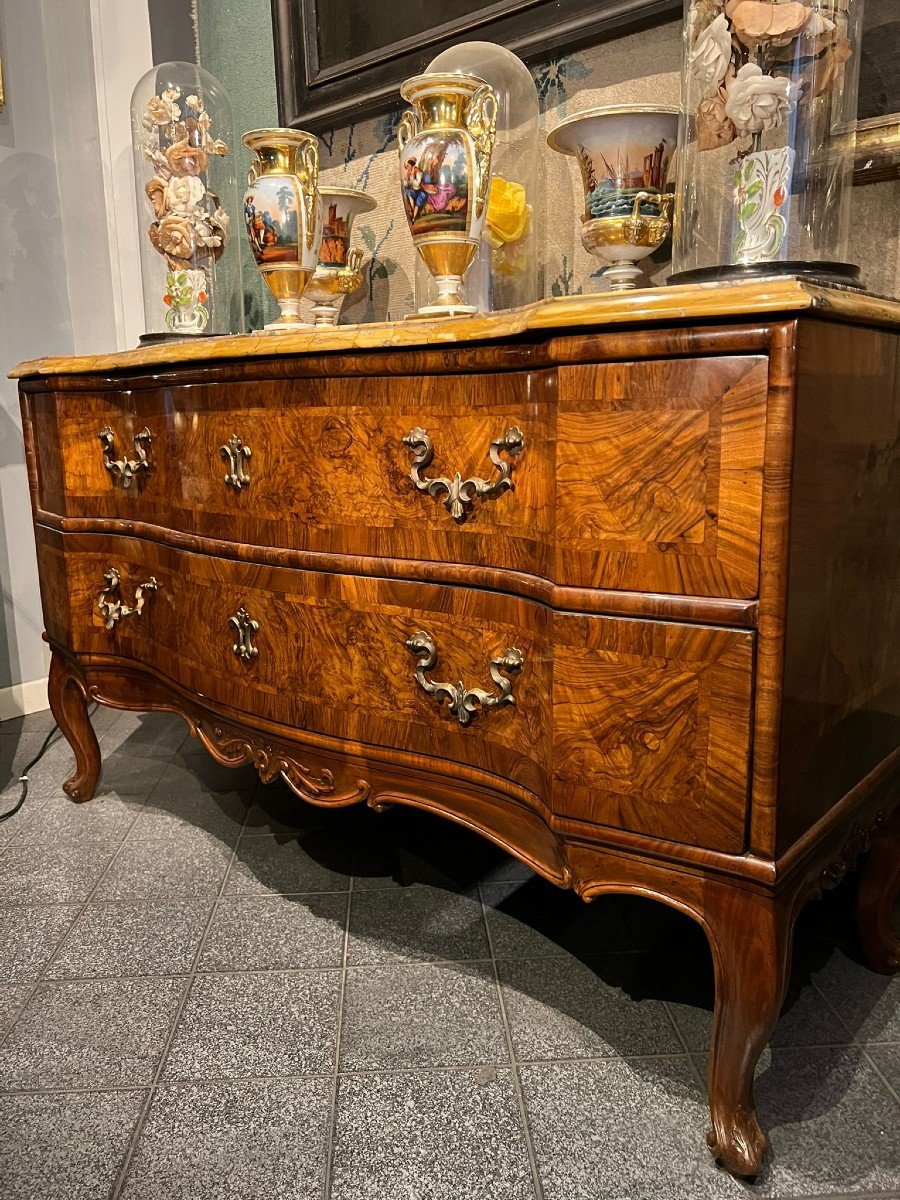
[{"left": 0, "top": 0, "right": 75, "bottom": 696}]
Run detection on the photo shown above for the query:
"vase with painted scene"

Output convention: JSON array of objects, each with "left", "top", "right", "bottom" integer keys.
[
  {"left": 302, "top": 186, "right": 376, "bottom": 326},
  {"left": 398, "top": 71, "right": 498, "bottom": 316},
  {"left": 547, "top": 105, "right": 679, "bottom": 291},
  {"left": 242, "top": 128, "right": 322, "bottom": 329}
]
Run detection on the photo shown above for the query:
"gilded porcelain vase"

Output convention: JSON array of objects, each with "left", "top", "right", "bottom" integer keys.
[
  {"left": 242, "top": 128, "right": 322, "bottom": 329},
  {"left": 548, "top": 105, "right": 679, "bottom": 291},
  {"left": 302, "top": 187, "right": 377, "bottom": 327},
  {"left": 398, "top": 72, "right": 498, "bottom": 316}
]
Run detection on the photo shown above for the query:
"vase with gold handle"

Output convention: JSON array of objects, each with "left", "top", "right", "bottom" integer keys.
[
  {"left": 398, "top": 72, "right": 498, "bottom": 316},
  {"left": 242, "top": 128, "right": 322, "bottom": 329},
  {"left": 302, "top": 186, "right": 377, "bottom": 327},
  {"left": 547, "top": 104, "right": 679, "bottom": 292}
]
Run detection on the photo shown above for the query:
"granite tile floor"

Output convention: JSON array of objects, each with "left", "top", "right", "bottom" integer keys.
[{"left": 0, "top": 707, "right": 897, "bottom": 1200}]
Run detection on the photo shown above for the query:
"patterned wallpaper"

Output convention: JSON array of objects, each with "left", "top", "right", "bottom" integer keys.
[{"left": 196, "top": 2, "right": 899, "bottom": 329}]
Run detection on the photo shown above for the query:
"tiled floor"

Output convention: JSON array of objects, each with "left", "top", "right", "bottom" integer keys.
[{"left": 0, "top": 707, "right": 897, "bottom": 1200}]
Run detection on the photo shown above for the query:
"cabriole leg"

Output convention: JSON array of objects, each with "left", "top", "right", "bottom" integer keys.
[
  {"left": 855, "top": 805, "right": 900, "bottom": 975},
  {"left": 47, "top": 650, "right": 101, "bottom": 802},
  {"left": 703, "top": 883, "right": 794, "bottom": 1177}
]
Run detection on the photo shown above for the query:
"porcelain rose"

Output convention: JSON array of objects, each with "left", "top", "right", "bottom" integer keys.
[
  {"left": 724, "top": 62, "right": 794, "bottom": 135},
  {"left": 164, "top": 174, "right": 206, "bottom": 215},
  {"left": 690, "top": 13, "right": 733, "bottom": 97},
  {"left": 728, "top": 0, "right": 810, "bottom": 46},
  {"left": 149, "top": 213, "right": 195, "bottom": 263},
  {"left": 166, "top": 140, "right": 209, "bottom": 178},
  {"left": 696, "top": 95, "right": 738, "bottom": 149},
  {"left": 687, "top": 0, "right": 725, "bottom": 42},
  {"left": 145, "top": 94, "right": 179, "bottom": 125},
  {"left": 145, "top": 176, "right": 168, "bottom": 219}
]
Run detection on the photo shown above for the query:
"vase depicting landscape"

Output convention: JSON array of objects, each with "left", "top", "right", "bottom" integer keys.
[
  {"left": 242, "top": 128, "right": 322, "bottom": 328},
  {"left": 302, "top": 186, "right": 376, "bottom": 326}
]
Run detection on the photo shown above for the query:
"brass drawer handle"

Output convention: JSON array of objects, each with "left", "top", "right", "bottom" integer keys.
[
  {"left": 220, "top": 434, "right": 251, "bottom": 489},
  {"left": 403, "top": 425, "right": 524, "bottom": 523},
  {"left": 98, "top": 426, "right": 152, "bottom": 487},
  {"left": 405, "top": 630, "right": 523, "bottom": 727},
  {"left": 229, "top": 605, "right": 259, "bottom": 662},
  {"left": 97, "top": 568, "right": 158, "bottom": 629}
]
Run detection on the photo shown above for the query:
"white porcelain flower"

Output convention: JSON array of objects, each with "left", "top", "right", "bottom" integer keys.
[
  {"left": 690, "top": 13, "right": 733, "bottom": 97},
  {"left": 209, "top": 206, "right": 230, "bottom": 236},
  {"left": 724, "top": 62, "right": 794, "bottom": 134},
  {"left": 687, "top": 0, "right": 725, "bottom": 42},
  {"left": 803, "top": 9, "right": 835, "bottom": 36},
  {"left": 163, "top": 173, "right": 206, "bottom": 216}
]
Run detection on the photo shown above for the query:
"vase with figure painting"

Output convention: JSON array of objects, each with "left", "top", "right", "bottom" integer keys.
[
  {"left": 242, "top": 128, "right": 322, "bottom": 329},
  {"left": 398, "top": 71, "right": 498, "bottom": 315}
]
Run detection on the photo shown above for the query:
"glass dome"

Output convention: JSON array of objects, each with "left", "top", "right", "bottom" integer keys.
[
  {"left": 417, "top": 41, "right": 540, "bottom": 313},
  {"left": 671, "top": 0, "right": 864, "bottom": 286},
  {"left": 130, "top": 61, "right": 244, "bottom": 341}
]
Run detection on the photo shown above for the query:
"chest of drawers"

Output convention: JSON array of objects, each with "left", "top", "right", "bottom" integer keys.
[{"left": 15, "top": 282, "right": 900, "bottom": 1178}]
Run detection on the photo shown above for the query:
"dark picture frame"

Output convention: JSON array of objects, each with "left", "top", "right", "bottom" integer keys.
[
  {"left": 271, "top": 0, "right": 681, "bottom": 133},
  {"left": 853, "top": 0, "right": 900, "bottom": 184}
]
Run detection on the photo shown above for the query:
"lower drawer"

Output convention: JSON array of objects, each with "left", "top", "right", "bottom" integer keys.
[{"left": 37, "top": 529, "right": 754, "bottom": 853}]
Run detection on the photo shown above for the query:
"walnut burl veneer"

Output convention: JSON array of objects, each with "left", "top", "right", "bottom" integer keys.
[{"left": 15, "top": 283, "right": 899, "bottom": 1180}]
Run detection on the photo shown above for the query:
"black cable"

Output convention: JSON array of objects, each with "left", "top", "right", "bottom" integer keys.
[
  {"left": 0, "top": 703, "right": 98, "bottom": 824},
  {"left": 0, "top": 722, "right": 61, "bottom": 823}
]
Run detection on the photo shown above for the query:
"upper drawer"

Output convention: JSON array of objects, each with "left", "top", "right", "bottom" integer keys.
[
  {"left": 557, "top": 356, "right": 768, "bottom": 598},
  {"left": 29, "top": 372, "right": 554, "bottom": 578},
  {"left": 27, "top": 352, "right": 769, "bottom": 600}
]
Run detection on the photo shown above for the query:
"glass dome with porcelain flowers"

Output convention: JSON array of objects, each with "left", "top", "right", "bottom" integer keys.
[
  {"left": 671, "top": 0, "right": 864, "bottom": 285},
  {"left": 130, "top": 61, "right": 244, "bottom": 340}
]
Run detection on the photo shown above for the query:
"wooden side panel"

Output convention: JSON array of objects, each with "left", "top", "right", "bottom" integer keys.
[
  {"left": 552, "top": 614, "right": 754, "bottom": 853},
  {"left": 22, "top": 391, "right": 65, "bottom": 515},
  {"left": 556, "top": 356, "right": 768, "bottom": 598},
  {"left": 776, "top": 320, "right": 900, "bottom": 855},
  {"left": 42, "top": 371, "right": 555, "bottom": 577}
]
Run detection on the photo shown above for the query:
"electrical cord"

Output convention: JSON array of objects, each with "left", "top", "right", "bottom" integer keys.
[
  {"left": 0, "top": 704, "right": 97, "bottom": 824},
  {"left": 0, "top": 722, "right": 61, "bottom": 823}
]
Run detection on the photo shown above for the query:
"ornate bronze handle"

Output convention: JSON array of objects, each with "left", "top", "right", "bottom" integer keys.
[
  {"left": 97, "top": 568, "right": 158, "bottom": 629},
  {"left": 403, "top": 426, "right": 524, "bottom": 523},
  {"left": 405, "top": 630, "right": 523, "bottom": 727},
  {"left": 220, "top": 434, "right": 251, "bottom": 489},
  {"left": 229, "top": 605, "right": 259, "bottom": 663},
  {"left": 98, "top": 426, "right": 152, "bottom": 488}
]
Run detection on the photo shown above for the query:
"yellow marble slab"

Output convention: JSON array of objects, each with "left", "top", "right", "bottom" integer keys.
[{"left": 10, "top": 279, "right": 900, "bottom": 379}]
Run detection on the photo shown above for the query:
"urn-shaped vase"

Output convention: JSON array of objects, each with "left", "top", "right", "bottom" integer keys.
[
  {"left": 303, "top": 187, "right": 376, "bottom": 326},
  {"left": 242, "top": 128, "right": 322, "bottom": 329},
  {"left": 398, "top": 72, "right": 498, "bottom": 315},
  {"left": 547, "top": 105, "right": 679, "bottom": 291}
]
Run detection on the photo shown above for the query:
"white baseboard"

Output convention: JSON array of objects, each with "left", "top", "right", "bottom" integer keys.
[{"left": 0, "top": 677, "right": 51, "bottom": 721}]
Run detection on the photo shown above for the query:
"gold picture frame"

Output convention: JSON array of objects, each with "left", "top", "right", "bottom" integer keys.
[
  {"left": 853, "top": 0, "right": 899, "bottom": 185},
  {"left": 854, "top": 115, "right": 900, "bottom": 186}
]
